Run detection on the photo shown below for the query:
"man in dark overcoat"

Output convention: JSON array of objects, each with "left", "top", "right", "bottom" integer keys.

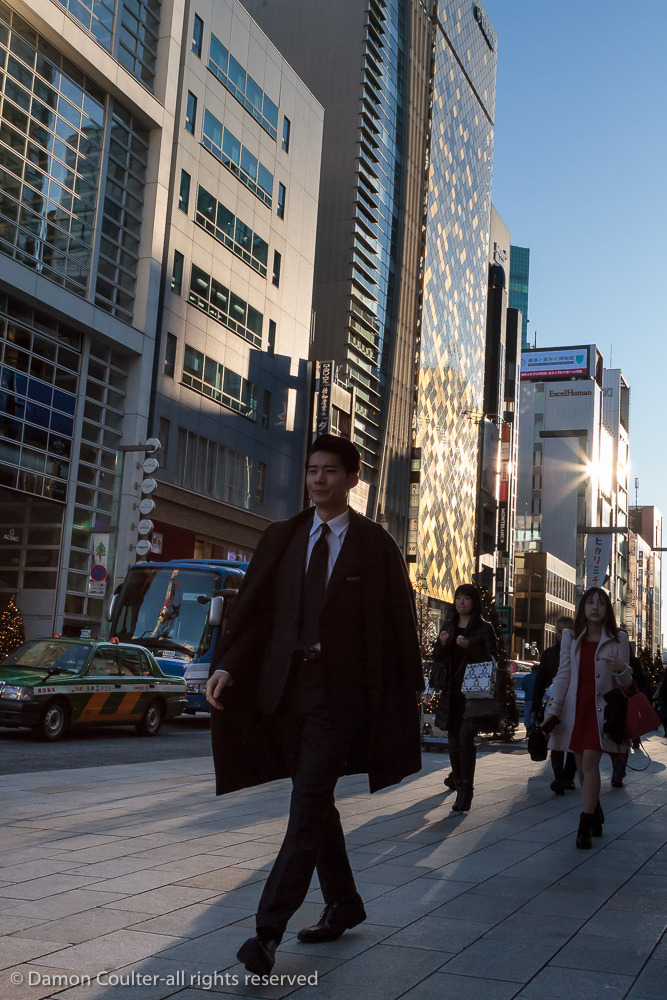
[{"left": 206, "top": 435, "right": 423, "bottom": 975}]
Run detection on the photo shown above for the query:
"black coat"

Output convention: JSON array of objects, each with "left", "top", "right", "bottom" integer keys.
[
  {"left": 430, "top": 613, "right": 498, "bottom": 727},
  {"left": 209, "top": 507, "right": 424, "bottom": 796}
]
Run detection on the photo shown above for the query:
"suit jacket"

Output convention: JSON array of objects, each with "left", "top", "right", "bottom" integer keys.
[
  {"left": 209, "top": 506, "right": 424, "bottom": 795},
  {"left": 545, "top": 628, "right": 632, "bottom": 753}
]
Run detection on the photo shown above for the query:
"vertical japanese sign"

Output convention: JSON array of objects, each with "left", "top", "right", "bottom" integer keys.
[
  {"left": 585, "top": 533, "right": 612, "bottom": 589},
  {"left": 316, "top": 361, "right": 334, "bottom": 436}
]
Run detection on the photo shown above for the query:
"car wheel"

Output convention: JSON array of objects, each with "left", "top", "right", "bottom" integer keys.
[
  {"left": 33, "top": 700, "right": 69, "bottom": 741},
  {"left": 136, "top": 700, "right": 163, "bottom": 737}
]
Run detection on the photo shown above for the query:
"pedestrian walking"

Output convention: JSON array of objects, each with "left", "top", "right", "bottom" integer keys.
[
  {"left": 430, "top": 584, "right": 499, "bottom": 813},
  {"left": 206, "top": 434, "right": 423, "bottom": 975},
  {"left": 533, "top": 616, "right": 577, "bottom": 794},
  {"left": 610, "top": 641, "right": 647, "bottom": 787},
  {"left": 542, "top": 587, "right": 631, "bottom": 849}
]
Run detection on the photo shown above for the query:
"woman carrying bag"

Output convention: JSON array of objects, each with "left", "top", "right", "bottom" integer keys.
[
  {"left": 542, "top": 587, "right": 631, "bottom": 849},
  {"left": 430, "top": 584, "right": 498, "bottom": 813}
]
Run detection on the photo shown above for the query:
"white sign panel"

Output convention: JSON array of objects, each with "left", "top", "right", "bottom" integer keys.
[{"left": 585, "top": 534, "right": 613, "bottom": 589}]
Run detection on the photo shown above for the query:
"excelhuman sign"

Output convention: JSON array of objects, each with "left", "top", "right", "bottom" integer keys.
[{"left": 520, "top": 346, "right": 590, "bottom": 381}]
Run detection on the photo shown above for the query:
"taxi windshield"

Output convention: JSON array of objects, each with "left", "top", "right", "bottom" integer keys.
[
  {"left": 110, "top": 567, "right": 220, "bottom": 657},
  {"left": 2, "top": 641, "right": 92, "bottom": 675}
]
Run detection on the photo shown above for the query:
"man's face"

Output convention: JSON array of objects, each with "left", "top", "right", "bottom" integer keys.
[{"left": 306, "top": 450, "right": 358, "bottom": 513}]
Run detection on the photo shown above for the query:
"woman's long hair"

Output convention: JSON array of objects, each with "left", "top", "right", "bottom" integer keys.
[
  {"left": 450, "top": 583, "right": 482, "bottom": 626},
  {"left": 572, "top": 586, "right": 619, "bottom": 639}
]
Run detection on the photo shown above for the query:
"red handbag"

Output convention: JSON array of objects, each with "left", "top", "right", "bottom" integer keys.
[{"left": 622, "top": 683, "right": 661, "bottom": 740}]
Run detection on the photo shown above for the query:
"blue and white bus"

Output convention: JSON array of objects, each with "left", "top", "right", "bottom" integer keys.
[{"left": 108, "top": 558, "right": 246, "bottom": 713}]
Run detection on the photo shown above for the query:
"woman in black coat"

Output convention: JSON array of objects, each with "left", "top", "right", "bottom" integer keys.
[{"left": 430, "top": 584, "right": 498, "bottom": 812}]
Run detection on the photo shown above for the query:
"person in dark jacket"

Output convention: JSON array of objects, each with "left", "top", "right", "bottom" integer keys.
[
  {"left": 430, "top": 584, "right": 498, "bottom": 813},
  {"left": 610, "top": 640, "right": 647, "bottom": 787},
  {"left": 533, "top": 616, "right": 576, "bottom": 794},
  {"left": 206, "top": 435, "right": 423, "bottom": 976}
]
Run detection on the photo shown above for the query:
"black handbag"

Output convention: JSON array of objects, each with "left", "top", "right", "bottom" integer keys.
[{"left": 527, "top": 724, "right": 548, "bottom": 761}]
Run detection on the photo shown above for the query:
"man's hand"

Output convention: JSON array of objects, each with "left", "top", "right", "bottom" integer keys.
[
  {"left": 439, "top": 630, "right": 450, "bottom": 646},
  {"left": 206, "top": 669, "right": 233, "bottom": 710}
]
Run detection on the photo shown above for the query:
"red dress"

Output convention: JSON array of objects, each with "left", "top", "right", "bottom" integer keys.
[{"left": 569, "top": 640, "right": 602, "bottom": 752}]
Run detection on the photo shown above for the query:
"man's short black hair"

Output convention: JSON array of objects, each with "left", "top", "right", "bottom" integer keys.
[{"left": 306, "top": 434, "right": 361, "bottom": 475}]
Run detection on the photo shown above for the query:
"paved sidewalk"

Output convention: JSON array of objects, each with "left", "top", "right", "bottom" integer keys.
[{"left": 1, "top": 736, "right": 666, "bottom": 1000}]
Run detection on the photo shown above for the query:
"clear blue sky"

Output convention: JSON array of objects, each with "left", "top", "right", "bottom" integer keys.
[{"left": 484, "top": 0, "right": 667, "bottom": 519}]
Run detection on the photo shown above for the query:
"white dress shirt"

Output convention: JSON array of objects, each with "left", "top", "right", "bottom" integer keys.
[{"left": 305, "top": 509, "right": 350, "bottom": 583}]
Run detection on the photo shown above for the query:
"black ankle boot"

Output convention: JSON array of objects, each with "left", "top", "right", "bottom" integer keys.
[
  {"left": 591, "top": 800, "right": 604, "bottom": 837},
  {"left": 576, "top": 811, "right": 594, "bottom": 849},
  {"left": 452, "top": 781, "right": 473, "bottom": 812}
]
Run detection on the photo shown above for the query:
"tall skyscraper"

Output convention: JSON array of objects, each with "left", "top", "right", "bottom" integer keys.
[
  {"left": 509, "top": 244, "right": 530, "bottom": 349},
  {"left": 242, "top": 1, "right": 499, "bottom": 602}
]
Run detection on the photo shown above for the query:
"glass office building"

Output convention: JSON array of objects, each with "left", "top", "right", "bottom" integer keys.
[{"left": 509, "top": 244, "right": 530, "bottom": 350}]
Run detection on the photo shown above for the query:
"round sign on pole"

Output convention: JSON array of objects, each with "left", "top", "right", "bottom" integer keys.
[
  {"left": 90, "top": 564, "right": 107, "bottom": 582},
  {"left": 135, "top": 539, "right": 152, "bottom": 556},
  {"left": 137, "top": 518, "right": 154, "bottom": 536},
  {"left": 145, "top": 437, "right": 161, "bottom": 453},
  {"left": 141, "top": 478, "right": 157, "bottom": 495},
  {"left": 139, "top": 497, "right": 156, "bottom": 516},
  {"left": 143, "top": 457, "right": 159, "bottom": 475}
]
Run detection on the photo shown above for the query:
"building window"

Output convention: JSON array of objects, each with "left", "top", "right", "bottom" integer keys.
[
  {"left": 194, "top": 185, "right": 268, "bottom": 277},
  {"left": 267, "top": 319, "right": 276, "bottom": 356},
  {"left": 272, "top": 250, "right": 281, "bottom": 287},
  {"left": 185, "top": 91, "right": 197, "bottom": 134},
  {"left": 175, "top": 427, "right": 253, "bottom": 508},
  {"left": 208, "top": 32, "right": 279, "bottom": 140},
  {"left": 261, "top": 390, "right": 271, "bottom": 428},
  {"left": 202, "top": 110, "right": 273, "bottom": 206},
  {"left": 178, "top": 170, "right": 191, "bottom": 213},
  {"left": 277, "top": 183, "right": 286, "bottom": 219},
  {"left": 281, "top": 116, "right": 291, "bottom": 153},
  {"left": 164, "top": 333, "right": 176, "bottom": 377},
  {"left": 117, "top": 0, "right": 162, "bottom": 90},
  {"left": 171, "top": 251, "right": 184, "bottom": 294},
  {"left": 256, "top": 462, "right": 266, "bottom": 504},
  {"left": 187, "top": 263, "right": 263, "bottom": 348},
  {"left": 157, "top": 417, "right": 170, "bottom": 466},
  {"left": 192, "top": 13, "right": 204, "bottom": 57},
  {"left": 181, "top": 344, "right": 258, "bottom": 421}
]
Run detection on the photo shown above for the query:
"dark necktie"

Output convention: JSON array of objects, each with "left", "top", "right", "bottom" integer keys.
[{"left": 298, "top": 523, "right": 330, "bottom": 650}]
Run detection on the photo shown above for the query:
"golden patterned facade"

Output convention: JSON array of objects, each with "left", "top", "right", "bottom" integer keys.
[{"left": 414, "top": 3, "right": 497, "bottom": 602}]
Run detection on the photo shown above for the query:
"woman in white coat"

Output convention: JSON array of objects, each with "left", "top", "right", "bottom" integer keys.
[{"left": 542, "top": 587, "right": 631, "bottom": 848}]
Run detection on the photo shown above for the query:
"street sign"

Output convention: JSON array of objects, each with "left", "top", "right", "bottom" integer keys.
[
  {"left": 137, "top": 519, "right": 154, "bottom": 536},
  {"left": 135, "top": 539, "right": 151, "bottom": 556},
  {"left": 139, "top": 497, "right": 156, "bottom": 516},
  {"left": 86, "top": 579, "right": 106, "bottom": 598},
  {"left": 497, "top": 605, "right": 514, "bottom": 638},
  {"left": 90, "top": 564, "right": 107, "bottom": 583},
  {"left": 141, "top": 478, "right": 157, "bottom": 494},
  {"left": 143, "top": 457, "right": 159, "bottom": 475}
]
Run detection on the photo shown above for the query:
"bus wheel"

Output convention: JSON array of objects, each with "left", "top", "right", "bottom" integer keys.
[
  {"left": 33, "top": 700, "right": 69, "bottom": 741},
  {"left": 136, "top": 700, "right": 163, "bottom": 737}
]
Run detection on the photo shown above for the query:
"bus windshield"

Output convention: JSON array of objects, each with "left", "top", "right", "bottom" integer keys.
[{"left": 111, "top": 567, "right": 220, "bottom": 658}]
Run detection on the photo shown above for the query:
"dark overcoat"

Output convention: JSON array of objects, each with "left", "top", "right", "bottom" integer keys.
[{"left": 209, "top": 507, "right": 424, "bottom": 795}]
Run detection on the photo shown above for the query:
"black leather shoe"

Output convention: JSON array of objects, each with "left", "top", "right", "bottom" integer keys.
[
  {"left": 237, "top": 936, "right": 278, "bottom": 974},
  {"left": 443, "top": 772, "right": 457, "bottom": 791},
  {"left": 297, "top": 901, "right": 366, "bottom": 943},
  {"left": 550, "top": 778, "right": 566, "bottom": 795}
]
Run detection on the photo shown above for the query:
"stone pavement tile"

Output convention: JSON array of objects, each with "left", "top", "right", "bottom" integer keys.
[
  {"left": 204, "top": 882, "right": 269, "bottom": 910},
  {"left": 550, "top": 933, "right": 652, "bottom": 976},
  {"left": 9, "top": 906, "right": 152, "bottom": 944},
  {"left": 362, "top": 878, "right": 477, "bottom": 927},
  {"left": 63, "top": 858, "right": 161, "bottom": 879},
  {"left": 519, "top": 887, "right": 609, "bottom": 919},
  {"left": 1, "top": 936, "right": 67, "bottom": 970},
  {"left": 102, "top": 885, "right": 221, "bottom": 915},
  {"left": 29, "top": 928, "right": 186, "bottom": 975},
  {"left": 483, "top": 912, "right": 584, "bottom": 944},
  {"left": 442, "top": 939, "right": 558, "bottom": 982},
  {"left": 174, "top": 870, "right": 268, "bottom": 892},
  {"left": 626, "top": 958, "right": 667, "bottom": 999},
  {"left": 0, "top": 859, "right": 86, "bottom": 882},
  {"left": 75, "top": 870, "right": 183, "bottom": 895},
  {"left": 131, "top": 902, "right": 254, "bottom": 938},
  {"left": 514, "top": 966, "right": 635, "bottom": 1000},
  {"left": 45, "top": 835, "right": 127, "bottom": 852},
  {"left": 429, "top": 892, "right": 520, "bottom": 926},
  {"left": 0, "top": 873, "right": 101, "bottom": 900},
  {"left": 462, "top": 876, "right": 542, "bottom": 905},
  {"left": 383, "top": 914, "right": 488, "bottom": 952},
  {"left": 316, "top": 942, "right": 448, "bottom": 991},
  {"left": 3, "top": 963, "right": 104, "bottom": 1000},
  {"left": 606, "top": 887, "right": 667, "bottom": 915},
  {"left": 3, "top": 889, "right": 129, "bottom": 920},
  {"left": 289, "top": 983, "right": 398, "bottom": 1000},
  {"left": 351, "top": 840, "right": 425, "bottom": 861},
  {"left": 343, "top": 862, "right": 421, "bottom": 886},
  {"left": 0, "top": 913, "right": 47, "bottom": 935},
  {"left": 399, "top": 972, "right": 522, "bottom": 1000},
  {"left": 582, "top": 908, "right": 666, "bottom": 941},
  {"left": 151, "top": 857, "right": 242, "bottom": 878}
]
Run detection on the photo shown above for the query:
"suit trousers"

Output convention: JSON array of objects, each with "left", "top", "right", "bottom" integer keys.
[{"left": 256, "top": 660, "right": 365, "bottom": 936}]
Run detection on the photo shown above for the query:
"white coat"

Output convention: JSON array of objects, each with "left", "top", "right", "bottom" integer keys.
[{"left": 545, "top": 628, "right": 632, "bottom": 754}]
